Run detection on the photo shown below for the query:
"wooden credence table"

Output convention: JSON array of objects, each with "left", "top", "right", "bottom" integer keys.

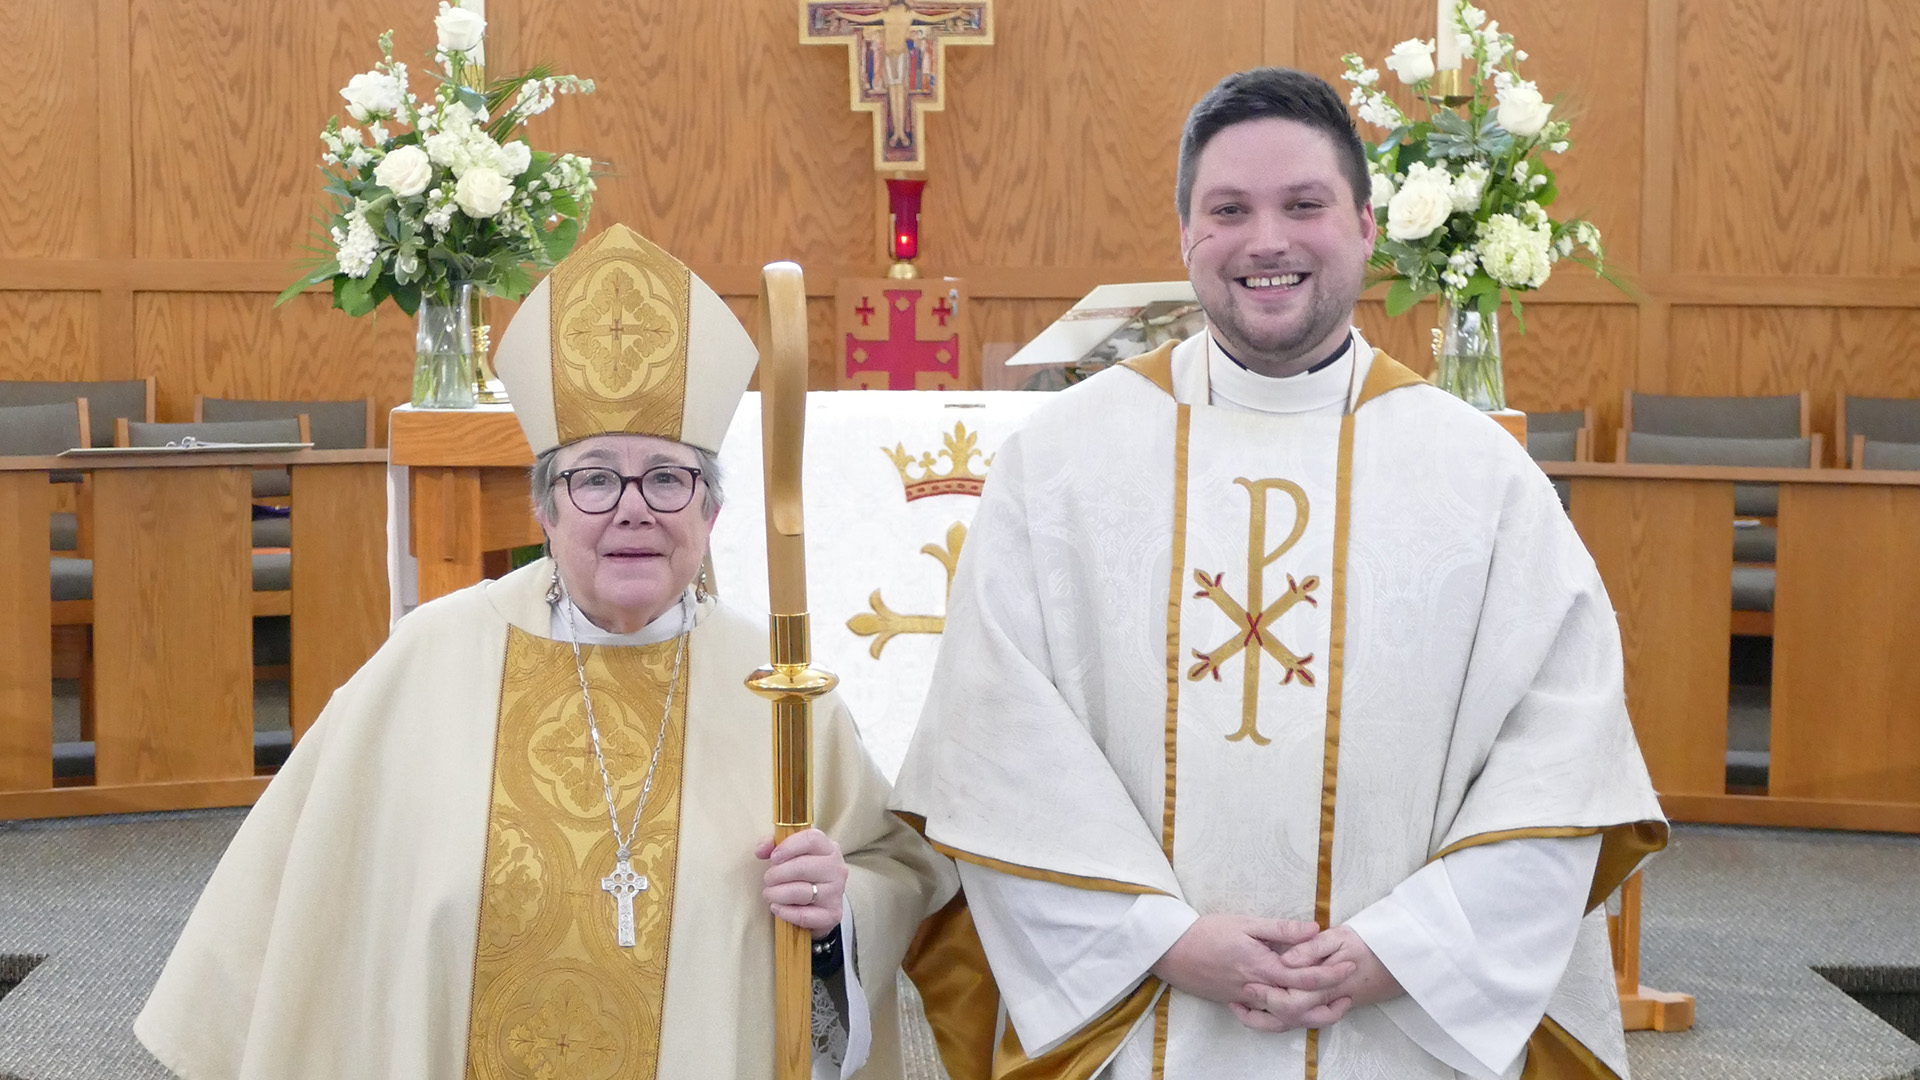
[
  {"left": 389, "top": 405, "right": 540, "bottom": 605},
  {"left": 1542, "top": 461, "right": 1920, "bottom": 833},
  {"left": 0, "top": 449, "right": 388, "bottom": 819}
]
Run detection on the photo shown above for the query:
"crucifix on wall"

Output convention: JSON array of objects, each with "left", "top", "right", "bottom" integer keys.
[{"left": 801, "top": 0, "right": 992, "bottom": 171}]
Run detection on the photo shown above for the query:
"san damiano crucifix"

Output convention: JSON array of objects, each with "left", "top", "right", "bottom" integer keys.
[{"left": 801, "top": 0, "right": 992, "bottom": 171}]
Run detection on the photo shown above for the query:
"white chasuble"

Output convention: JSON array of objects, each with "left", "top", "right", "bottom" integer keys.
[
  {"left": 893, "top": 333, "right": 1667, "bottom": 1080},
  {"left": 136, "top": 560, "right": 954, "bottom": 1080}
]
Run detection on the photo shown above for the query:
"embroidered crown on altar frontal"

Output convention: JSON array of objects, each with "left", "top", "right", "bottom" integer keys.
[
  {"left": 493, "top": 223, "right": 758, "bottom": 455},
  {"left": 884, "top": 422, "right": 991, "bottom": 501}
]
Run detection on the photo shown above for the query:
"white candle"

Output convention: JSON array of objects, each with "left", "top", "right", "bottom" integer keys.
[{"left": 1436, "top": 0, "right": 1461, "bottom": 70}]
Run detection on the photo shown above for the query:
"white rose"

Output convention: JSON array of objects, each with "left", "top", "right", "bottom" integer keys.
[
  {"left": 374, "top": 145, "right": 434, "bottom": 197},
  {"left": 340, "top": 71, "right": 403, "bottom": 122},
  {"left": 454, "top": 167, "right": 513, "bottom": 218},
  {"left": 1385, "top": 172, "right": 1453, "bottom": 241},
  {"left": 1497, "top": 83, "right": 1553, "bottom": 137},
  {"left": 497, "top": 140, "right": 533, "bottom": 177},
  {"left": 436, "top": 4, "right": 487, "bottom": 54},
  {"left": 1383, "top": 39, "right": 1435, "bottom": 84}
]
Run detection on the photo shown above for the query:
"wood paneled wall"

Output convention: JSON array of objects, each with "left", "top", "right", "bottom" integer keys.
[{"left": 3, "top": 0, "right": 1915, "bottom": 434}]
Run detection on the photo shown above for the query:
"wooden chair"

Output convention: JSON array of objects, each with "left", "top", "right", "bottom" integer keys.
[
  {"left": 1836, "top": 395, "right": 1920, "bottom": 467},
  {"left": 1621, "top": 430, "right": 1820, "bottom": 638},
  {"left": 195, "top": 396, "right": 372, "bottom": 501},
  {"left": 1851, "top": 435, "right": 1920, "bottom": 471},
  {"left": 113, "top": 416, "right": 311, "bottom": 618},
  {"left": 1619, "top": 389, "right": 1808, "bottom": 463},
  {"left": 0, "top": 399, "right": 97, "bottom": 735},
  {"left": 0, "top": 379, "right": 152, "bottom": 558}
]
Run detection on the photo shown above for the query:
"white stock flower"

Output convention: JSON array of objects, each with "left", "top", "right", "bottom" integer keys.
[
  {"left": 346, "top": 147, "right": 373, "bottom": 169},
  {"left": 1459, "top": 4, "right": 1487, "bottom": 29},
  {"left": 1356, "top": 91, "right": 1405, "bottom": 129},
  {"left": 340, "top": 71, "right": 403, "bottom": 122},
  {"left": 1370, "top": 172, "right": 1396, "bottom": 207},
  {"left": 1476, "top": 213, "right": 1552, "bottom": 288},
  {"left": 454, "top": 167, "right": 513, "bottom": 218},
  {"left": 1450, "top": 162, "right": 1489, "bottom": 212},
  {"left": 367, "top": 122, "right": 390, "bottom": 145},
  {"left": 423, "top": 130, "right": 464, "bottom": 169},
  {"left": 497, "top": 140, "right": 532, "bottom": 177},
  {"left": 1574, "top": 220, "right": 1604, "bottom": 257},
  {"left": 374, "top": 145, "right": 434, "bottom": 196},
  {"left": 1497, "top": 82, "right": 1553, "bottom": 137},
  {"left": 436, "top": 3, "right": 486, "bottom": 54},
  {"left": 337, "top": 202, "right": 380, "bottom": 278},
  {"left": 1386, "top": 163, "right": 1454, "bottom": 241},
  {"left": 1384, "top": 39, "right": 1436, "bottom": 84},
  {"left": 1549, "top": 140, "right": 1569, "bottom": 154}
]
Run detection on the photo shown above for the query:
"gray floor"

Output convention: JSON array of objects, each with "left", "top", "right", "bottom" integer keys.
[{"left": 0, "top": 818, "right": 1915, "bottom": 1079}]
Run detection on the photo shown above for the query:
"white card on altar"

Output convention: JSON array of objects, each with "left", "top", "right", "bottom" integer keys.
[
  {"left": 1004, "top": 281, "right": 1199, "bottom": 367},
  {"left": 710, "top": 390, "right": 1050, "bottom": 780}
]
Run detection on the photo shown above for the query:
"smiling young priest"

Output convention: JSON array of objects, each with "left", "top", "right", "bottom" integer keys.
[
  {"left": 136, "top": 224, "right": 956, "bottom": 1080},
  {"left": 894, "top": 69, "right": 1667, "bottom": 1080}
]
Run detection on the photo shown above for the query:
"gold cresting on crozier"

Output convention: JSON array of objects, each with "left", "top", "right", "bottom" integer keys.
[{"left": 549, "top": 228, "right": 691, "bottom": 443}]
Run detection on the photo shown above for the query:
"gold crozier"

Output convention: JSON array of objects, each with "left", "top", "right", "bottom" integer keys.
[{"left": 1186, "top": 478, "right": 1320, "bottom": 745}]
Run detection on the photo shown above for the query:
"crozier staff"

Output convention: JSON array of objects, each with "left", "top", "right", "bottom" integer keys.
[{"left": 137, "top": 224, "right": 954, "bottom": 1080}]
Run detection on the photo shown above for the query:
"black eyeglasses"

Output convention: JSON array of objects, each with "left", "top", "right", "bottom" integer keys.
[{"left": 553, "top": 465, "right": 703, "bottom": 515}]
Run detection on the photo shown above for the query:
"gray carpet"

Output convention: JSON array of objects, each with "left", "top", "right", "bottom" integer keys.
[{"left": 0, "top": 818, "right": 1915, "bottom": 1079}]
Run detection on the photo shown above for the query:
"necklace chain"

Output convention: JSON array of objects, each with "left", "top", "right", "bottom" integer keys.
[{"left": 562, "top": 591, "right": 689, "bottom": 862}]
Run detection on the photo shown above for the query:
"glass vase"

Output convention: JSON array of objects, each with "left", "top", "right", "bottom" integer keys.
[
  {"left": 412, "top": 281, "right": 478, "bottom": 409},
  {"left": 1432, "top": 299, "right": 1505, "bottom": 411}
]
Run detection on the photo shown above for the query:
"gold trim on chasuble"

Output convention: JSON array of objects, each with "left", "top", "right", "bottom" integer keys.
[
  {"left": 548, "top": 228, "right": 692, "bottom": 444},
  {"left": 465, "top": 627, "right": 690, "bottom": 1080}
]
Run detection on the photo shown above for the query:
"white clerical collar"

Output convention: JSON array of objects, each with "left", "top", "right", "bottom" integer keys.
[
  {"left": 1206, "top": 332, "right": 1357, "bottom": 416},
  {"left": 550, "top": 592, "right": 694, "bottom": 646}
]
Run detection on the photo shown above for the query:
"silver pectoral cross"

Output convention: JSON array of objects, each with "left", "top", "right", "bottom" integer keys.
[{"left": 600, "top": 858, "right": 649, "bottom": 947}]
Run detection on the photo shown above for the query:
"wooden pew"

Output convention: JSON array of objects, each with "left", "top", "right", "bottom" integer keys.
[
  {"left": 0, "top": 448, "right": 388, "bottom": 819},
  {"left": 1543, "top": 460, "right": 1920, "bottom": 833}
]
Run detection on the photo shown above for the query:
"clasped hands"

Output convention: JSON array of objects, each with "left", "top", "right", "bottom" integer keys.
[{"left": 1149, "top": 914, "right": 1402, "bottom": 1033}]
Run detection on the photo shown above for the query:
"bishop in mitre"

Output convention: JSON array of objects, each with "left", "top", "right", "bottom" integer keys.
[{"left": 136, "top": 224, "right": 956, "bottom": 1079}]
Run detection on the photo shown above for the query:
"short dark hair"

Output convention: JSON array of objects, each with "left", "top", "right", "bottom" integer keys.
[{"left": 1175, "top": 67, "right": 1370, "bottom": 222}]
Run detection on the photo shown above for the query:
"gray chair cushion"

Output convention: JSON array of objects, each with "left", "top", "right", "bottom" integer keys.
[
  {"left": 1526, "top": 409, "right": 1587, "bottom": 435},
  {"left": 125, "top": 418, "right": 303, "bottom": 448},
  {"left": 252, "top": 470, "right": 293, "bottom": 498},
  {"left": 1527, "top": 429, "right": 1578, "bottom": 462},
  {"left": 0, "top": 380, "right": 147, "bottom": 448},
  {"left": 1625, "top": 432, "right": 1813, "bottom": 516},
  {"left": 1733, "top": 523, "right": 1777, "bottom": 564},
  {"left": 252, "top": 515, "right": 292, "bottom": 549},
  {"left": 200, "top": 397, "right": 370, "bottom": 449},
  {"left": 1861, "top": 439, "right": 1920, "bottom": 471},
  {"left": 51, "top": 557, "right": 91, "bottom": 601},
  {"left": 252, "top": 551, "right": 291, "bottom": 592},
  {"left": 1845, "top": 397, "right": 1920, "bottom": 456},
  {"left": 1630, "top": 392, "right": 1802, "bottom": 439},
  {"left": 50, "top": 512, "right": 77, "bottom": 551},
  {"left": 0, "top": 401, "right": 85, "bottom": 456},
  {"left": 1731, "top": 565, "right": 1775, "bottom": 612}
]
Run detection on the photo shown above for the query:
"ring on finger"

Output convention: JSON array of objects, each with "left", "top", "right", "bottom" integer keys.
[{"left": 810, "top": 882, "right": 819, "bottom": 904}]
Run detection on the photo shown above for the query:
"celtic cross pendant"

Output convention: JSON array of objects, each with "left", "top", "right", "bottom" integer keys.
[{"left": 600, "top": 857, "right": 649, "bottom": 947}]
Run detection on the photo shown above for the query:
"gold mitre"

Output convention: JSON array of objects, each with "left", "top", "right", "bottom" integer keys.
[{"left": 494, "top": 224, "right": 757, "bottom": 455}]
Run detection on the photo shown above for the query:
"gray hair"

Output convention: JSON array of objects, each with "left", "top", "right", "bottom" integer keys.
[{"left": 530, "top": 442, "right": 724, "bottom": 523}]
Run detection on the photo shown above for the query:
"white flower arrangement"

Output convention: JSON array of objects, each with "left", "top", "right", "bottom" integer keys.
[
  {"left": 1341, "top": 2, "right": 1617, "bottom": 328},
  {"left": 279, "top": 5, "right": 597, "bottom": 317}
]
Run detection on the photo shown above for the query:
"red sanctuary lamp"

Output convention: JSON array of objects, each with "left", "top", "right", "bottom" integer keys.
[{"left": 886, "top": 176, "right": 925, "bottom": 279}]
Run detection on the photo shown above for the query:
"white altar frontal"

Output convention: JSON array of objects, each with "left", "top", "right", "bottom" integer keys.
[{"left": 711, "top": 390, "right": 1049, "bottom": 780}]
